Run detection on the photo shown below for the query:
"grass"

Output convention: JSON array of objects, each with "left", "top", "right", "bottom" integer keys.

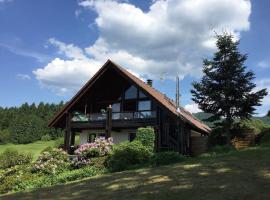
[
  {"left": 0, "top": 140, "right": 55, "bottom": 160},
  {"left": 2, "top": 145, "right": 270, "bottom": 200}
]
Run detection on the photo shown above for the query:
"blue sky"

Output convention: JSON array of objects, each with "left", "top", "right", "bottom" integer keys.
[{"left": 0, "top": 0, "right": 269, "bottom": 116}]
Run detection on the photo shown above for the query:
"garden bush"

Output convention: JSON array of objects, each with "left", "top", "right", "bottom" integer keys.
[
  {"left": 89, "top": 156, "right": 108, "bottom": 169},
  {"left": 151, "top": 151, "right": 186, "bottom": 166},
  {"left": 55, "top": 167, "right": 102, "bottom": 183},
  {"left": 0, "top": 165, "right": 35, "bottom": 194},
  {"left": 32, "top": 148, "right": 69, "bottom": 174},
  {"left": 260, "top": 129, "right": 270, "bottom": 146},
  {"left": 72, "top": 137, "right": 113, "bottom": 169},
  {"left": 233, "top": 119, "right": 270, "bottom": 135},
  {"left": 15, "top": 166, "right": 103, "bottom": 192},
  {"left": 41, "top": 134, "right": 52, "bottom": 141},
  {"left": 105, "top": 141, "right": 152, "bottom": 172},
  {"left": 135, "top": 127, "right": 155, "bottom": 151},
  {"left": 0, "top": 148, "right": 33, "bottom": 169}
]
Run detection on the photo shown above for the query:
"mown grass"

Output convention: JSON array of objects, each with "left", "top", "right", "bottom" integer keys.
[
  {"left": 2, "top": 145, "right": 270, "bottom": 200},
  {"left": 0, "top": 140, "right": 55, "bottom": 160}
]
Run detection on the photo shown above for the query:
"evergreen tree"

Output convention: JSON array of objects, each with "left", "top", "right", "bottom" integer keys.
[
  {"left": 191, "top": 33, "right": 268, "bottom": 144},
  {"left": 267, "top": 110, "right": 270, "bottom": 117}
]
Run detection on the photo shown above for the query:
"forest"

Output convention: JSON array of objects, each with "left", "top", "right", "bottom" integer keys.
[{"left": 0, "top": 102, "right": 64, "bottom": 144}]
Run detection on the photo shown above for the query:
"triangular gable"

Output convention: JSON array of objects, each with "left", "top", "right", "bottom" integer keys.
[{"left": 49, "top": 59, "right": 211, "bottom": 134}]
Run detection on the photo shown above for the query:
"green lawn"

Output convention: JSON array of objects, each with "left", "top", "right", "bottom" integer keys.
[
  {"left": 0, "top": 140, "right": 55, "bottom": 160},
  {"left": 2, "top": 146, "right": 270, "bottom": 200}
]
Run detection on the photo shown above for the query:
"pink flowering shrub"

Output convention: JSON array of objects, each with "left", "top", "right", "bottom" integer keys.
[
  {"left": 32, "top": 148, "right": 69, "bottom": 174},
  {"left": 72, "top": 137, "right": 113, "bottom": 169}
]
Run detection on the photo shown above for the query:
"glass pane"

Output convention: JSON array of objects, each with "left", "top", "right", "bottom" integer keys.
[
  {"left": 125, "top": 85, "right": 137, "bottom": 99},
  {"left": 112, "top": 103, "right": 120, "bottom": 112},
  {"left": 139, "top": 90, "right": 147, "bottom": 98},
  {"left": 138, "top": 100, "right": 151, "bottom": 111}
]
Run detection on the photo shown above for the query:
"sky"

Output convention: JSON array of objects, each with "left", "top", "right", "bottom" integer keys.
[{"left": 0, "top": 0, "right": 269, "bottom": 116}]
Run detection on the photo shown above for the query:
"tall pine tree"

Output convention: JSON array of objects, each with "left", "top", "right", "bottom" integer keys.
[{"left": 191, "top": 33, "right": 268, "bottom": 143}]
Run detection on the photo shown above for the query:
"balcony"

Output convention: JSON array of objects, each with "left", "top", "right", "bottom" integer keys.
[{"left": 71, "top": 111, "right": 157, "bottom": 129}]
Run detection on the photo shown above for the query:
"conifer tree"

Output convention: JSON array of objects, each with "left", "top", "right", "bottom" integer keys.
[{"left": 191, "top": 33, "right": 268, "bottom": 143}]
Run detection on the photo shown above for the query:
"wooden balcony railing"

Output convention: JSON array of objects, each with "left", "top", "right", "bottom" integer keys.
[{"left": 72, "top": 111, "right": 156, "bottom": 122}]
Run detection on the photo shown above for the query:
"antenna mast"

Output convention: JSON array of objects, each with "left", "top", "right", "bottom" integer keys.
[{"left": 175, "top": 76, "right": 180, "bottom": 108}]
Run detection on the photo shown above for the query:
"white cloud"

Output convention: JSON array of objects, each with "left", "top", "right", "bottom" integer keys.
[
  {"left": 48, "top": 38, "right": 87, "bottom": 60},
  {"left": 16, "top": 74, "right": 31, "bottom": 80},
  {"left": 184, "top": 103, "right": 202, "bottom": 114},
  {"left": 34, "top": 0, "right": 251, "bottom": 94},
  {"left": 34, "top": 57, "right": 101, "bottom": 95},
  {"left": 258, "top": 61, "right": 270, "bottom": 69}
]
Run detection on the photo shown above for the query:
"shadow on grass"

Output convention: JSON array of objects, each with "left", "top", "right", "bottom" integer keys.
[{"left": 2, "top": 146, "right": 270, "bottom": 200}]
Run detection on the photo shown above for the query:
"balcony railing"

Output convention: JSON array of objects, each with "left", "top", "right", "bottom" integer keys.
[{"left": 72, "top": 111, "right": 156, "bottom": 122}]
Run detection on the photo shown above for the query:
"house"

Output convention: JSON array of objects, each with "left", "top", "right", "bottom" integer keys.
[{"left": 49, "top": 60, "right": 211, "bottom": 154}]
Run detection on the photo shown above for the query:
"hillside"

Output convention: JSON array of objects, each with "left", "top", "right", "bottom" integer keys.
[
  {"left": 194, "top": 112, "right": 270, "bottom": 127},
  {"left": 2, "top": 146, "right": 270, "bottom": 200}
]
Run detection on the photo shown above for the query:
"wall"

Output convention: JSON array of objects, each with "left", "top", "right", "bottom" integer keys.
[
  {"left": 190, "top": 130, "right": 209, "bottom": 156},
  {"left": 79, "top": 129, "right": 136, "bottom": 145}
]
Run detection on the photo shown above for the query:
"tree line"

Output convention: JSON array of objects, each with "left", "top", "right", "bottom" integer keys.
[{"left": 0, "top": 102, "right": 65, "bottom": 144}]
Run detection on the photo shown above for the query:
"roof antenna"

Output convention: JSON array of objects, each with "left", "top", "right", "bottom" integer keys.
[{"left": 176, "top": 76, "right": 181, "bottom": 112}]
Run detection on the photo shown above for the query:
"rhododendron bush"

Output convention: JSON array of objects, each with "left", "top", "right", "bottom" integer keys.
[
  {"left": 72, "top": 137, "right": 113, "bottom": 169},
  {"left": 32, "top": 148, "right": 69, "bottom": 174}
]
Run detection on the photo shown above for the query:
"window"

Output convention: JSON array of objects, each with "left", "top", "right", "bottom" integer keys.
[
  {"left": 112, "top": 103, "right": 120, "bottom": 112},
  {"left": 123, "top": 101, "right": 136, "bottom": 111},
  {"left": 125, "top": 85, "right": 137, "bottom": 99},
  {"left": 88, "top": 133, "right": 96, "bottom": 143},
  {"left": 139, "top": 90, "right": 147, "bottom": 98},
  {"left": 138, "top": 100, "right": 151, "bottom": 111},
  {"left": 128, "top": 133, "right": 136, "bottom": 142}
]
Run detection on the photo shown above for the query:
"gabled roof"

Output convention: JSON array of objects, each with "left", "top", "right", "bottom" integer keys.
[{"left": 49, "top": 59, "right": 211, "bottom": 134}]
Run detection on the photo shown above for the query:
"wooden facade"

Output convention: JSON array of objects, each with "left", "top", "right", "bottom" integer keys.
[{"left": 49, "top": 60, "right": 211, "bottom": 154}]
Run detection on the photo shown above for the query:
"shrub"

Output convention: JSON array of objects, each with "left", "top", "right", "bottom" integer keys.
[
  {"left": 151, "top": 151, "right": 186, "bottom": 166},
  {"left": 41, "top": 134, "right": 52, "bottom": 141},
  {"left": 0, "top": 148, "right": 32, "bottom": 169},
  {"left": 210, "top": 145, "right": 235, "bottom": 154},
  {"left": 55, "top": 167, "right": 102, "bottom": 183},
  {"left": 73, "top": 137, "right": 113, "bottom": 169},
  {"left": 75, "top": 137, "right": 113, "bottom": 158},
  {"left": 105, "top": 141, "right": 152, "bottom": 172},
  {"left": 89, "top": 156, "right": 108, "bottom": 169},
  {"left": 0, "top": 165, "right": 35, "bottom": 194},
  {"left": 135, "top": 127, "right": 155, "bottom": 151},
  {"left": 18, "top": 167, "right": 103, "bottom": 192},
  {"left": 233, "top": 119, "right": 270, "bottom": 135},
  {"left": 260, "top": 129, "right": 270, "bottom": 146},
  {"left": 32, "top": 148, "right": 69, "bottom": 174}
]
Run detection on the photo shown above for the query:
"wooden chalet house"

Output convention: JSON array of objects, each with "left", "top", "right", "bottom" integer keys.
[{"left": 49, "top": 60, "right": 211, "bottom": 154}]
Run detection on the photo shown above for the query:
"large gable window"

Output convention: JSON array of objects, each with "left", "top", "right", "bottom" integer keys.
[
  {"left": 139, "top": 90, "right": 147, "bottom": 98},
  {"left": 125, "top": 85, "right": 137, "bottom": 99},
  {"left": 138, "top": 100, "right": 151, "bottom": 111}
]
